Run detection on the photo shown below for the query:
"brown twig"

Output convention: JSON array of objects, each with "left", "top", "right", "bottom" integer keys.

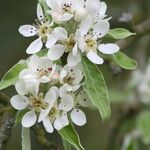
[{"left": 0, "top": 106, "right": 15, "bottom": 150}]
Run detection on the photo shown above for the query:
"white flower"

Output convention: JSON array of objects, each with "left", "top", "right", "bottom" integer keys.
[
  {"left": 59, "top": 93, "right": 87, "bottom": 126},
  {"left": 77, "top": 16, "right": 120, "bottom": 64},
  {"left": 59, "top": 65, "right": 83, "bottom": 94},
  {"left": 19, "top": 55, "right": 56, "bottom": 85},
  {"left": 10, "top": 86, "right": 57, "bottom": 128},
  {"left": 42, "top": 89, "right": 87, "bottom": 133},
  {"left": 42, "top": 93, "right": 70, "bottom": 133},
  {"left": 19, "top": 4, "right": 59, "bottom": 54},
  {"left": 46, "top": 0, "right": 82, "bottom": 23},
  {"left": 48, "top": 27, "right": 81, "bottom": 67},
  {"left": 85, "top": 0, "right": 108, "bottom": 22}
]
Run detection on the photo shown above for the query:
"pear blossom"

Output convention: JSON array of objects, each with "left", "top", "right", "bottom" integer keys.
[
  {"left": 46, "top": 0, "right": 86, "bottom": 23},
  {"left": 10, "top": 86, "right": 57, "bottom": 128},
  {"left": 42, "top": 90, "right": 87, "bottom": 133},
  {"left": 48, "top": 27, "right": 81, "bottom": 67},
  {"left": 19, "top": 4, "right": 59, "bottom": 54},
  {"left": 77, "top": 16, "right": 120, "bottom": 64},
  {"left": 85, "top": 0, "right": 109, "bottom": 22},
  {"left": 19, "top": 55, "right": 57, "bottom": 85},
  {"left": 59, "top": 91, "right": 87, "bottom": 127},
  {"left": 41, "top": 94, "right": 70, "bottom": 133},
  {"left": 76, "top": 0, "right": 109, "bottom": 22},
  {"left": 59, "top": 65, "right": 83, "bottom": 94}
]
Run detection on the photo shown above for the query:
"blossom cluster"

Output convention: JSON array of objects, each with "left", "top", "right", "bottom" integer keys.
[{"left": 10, "top": 0, "right": 120, "bottom": 132}]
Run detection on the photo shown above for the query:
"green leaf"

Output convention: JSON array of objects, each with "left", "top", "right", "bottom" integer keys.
[
  {"left": 0, "top": 62, "right": 27, "bottom": 91},
  {"left": 113, "top": 52, "right": 137, "bottom": 70},
  {"left": 136, "top": 111, "right": 150, "bottom": 144},
  {"left": 59, "top": 124, "right": 85, "bottom": 150},
  {"left": 22, "top": 127, "right": 31, "bottom": 150},
  {"left": 63, "top": 139, "right": 72, "bottom": 150},
  {"left": 108, "top": 28, "right": 136, "bottom": 39},
  {"left": 81, "top": 56, "right": 111, "bottom": 120}
]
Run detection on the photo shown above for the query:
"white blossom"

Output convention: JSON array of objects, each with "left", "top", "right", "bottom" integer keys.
[
  {"left": 19, "top": 4, "right": 60, "bottom": 54},
  {"left": 46, "top": 0, "right": 86, "bottom": 23},
  {"left": 19, "top": 55, "right": 57, "bottom": 85},
  {"left": 47, "top": 27, "right": 81, "bottom": 67},
  {"left": 10, "top": 86, "right": 57, "bottom": 128},
  {"left": 77, "top": 16, "right": 120, "bottom": 64}
]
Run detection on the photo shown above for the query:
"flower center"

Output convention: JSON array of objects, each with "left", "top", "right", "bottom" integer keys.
[
  {"left": 37, "top": 67, "right": 52, "bottom": 79},
  {"left": 63, "top": 70, "right": 75, "bottom": 85},
  {"left": 85, "top": 37, "right": 97, "bottom": 52},
  {"left": 61, "top": 34, "right": 76, "bottom": 53},
  {"left": 48, "top": 106, "right": 59, "bottom": 122},
  {"left": 38, "top": 23, "right": 53, "bottom": 42},
  {"left": 29, "top": 93, "right": 49, "bottom": 112}
]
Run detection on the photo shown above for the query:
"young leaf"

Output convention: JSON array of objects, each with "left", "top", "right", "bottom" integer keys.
[
  {"left": 0, "top": 62, "right": 27, "bottom": 91},
  {"left": 22, "top": 127, "right": 31, "bottom": 150},
  {"left": 59, "top": 124, "right": 85, "bottom": 150},
  {"left": 113, "top": 52, "right": 137, "bottom": 70},
  {"left": 81, "top": 56, "right": 111, "bottom": 120},
  {"left": 108, "top": 28, "right": 135, "bottom": 39}
]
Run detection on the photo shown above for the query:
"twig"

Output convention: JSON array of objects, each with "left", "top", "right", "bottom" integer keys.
[{"left": 0, "top": 107, "right": 15, "bottom": 150}]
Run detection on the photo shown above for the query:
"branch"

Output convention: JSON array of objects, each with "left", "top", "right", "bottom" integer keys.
[{"left": 0, "top": 106, "right": 15, "bottom": 150}]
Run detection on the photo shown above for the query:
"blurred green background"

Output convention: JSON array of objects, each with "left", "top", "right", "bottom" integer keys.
[{"left": 0, "top": 0, "right": 150, "bottom": 150}]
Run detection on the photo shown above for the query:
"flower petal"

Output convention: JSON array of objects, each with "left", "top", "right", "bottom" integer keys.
[
  {"left": 54, "top": 112, "right": 69, "bottom": 130},
  {"left": 18, "top": 25, "right": 37, "bottom": 37},
  {"left": 45, "top": 34, "right": 57, "bottom": 48},
  {"left": 67, "top": 53, "right": 81, "bottom": 67},
  {"left": 22, "top": 111, "right": 37, "bottom": 128},
  {"left": 37, "top": 4, "right": 45, "bottom": 22},
  {"left": 93, "top": 20, "right": 110, "bottom": 38},
  {"left": 79, "top": 16, "right": 93, "bottom": 36},
  {"left": 43, "top": 118, "right": 54, "bottom": 133},
  {"left": 59, "top": 94, "right": 74, "bottom": 111},
  {"left": 15, "top": 80, "right": 28, "bottom": 95},
  {"left": 46, "top": 0, "right": 58, "bottom": 9},
  {"left": 87, "top": 51, "right": 104, "bottom": 64},
  {"left": 98, "top": 2, "right": 107, "bottom": 18},
  {"left": 53, "top": 27, "right": 68, "bottom": 40},
  {"left": 10, "top": 95, "right": 28, "bottom": 110},
  {"left": 71, "top": 109, "right": 86, "bottom": 126},
  {"left": 72, "top": 43, "right": 78, "bottom": 56},
  {"left": 98, "top": 43, "right": 120, "bottom": 54},
  {"left": 48, "top": 44, "right": 65, "bottom": 61},
  {"left": 26, "top": 38, "right": 43, "bottom": 54},
  {"left": 85, "top": 0, "right": 101, "bottom": 17}
]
